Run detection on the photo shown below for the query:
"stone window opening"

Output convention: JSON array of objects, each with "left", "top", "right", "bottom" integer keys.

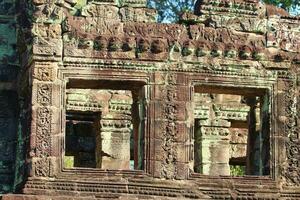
[
  {"left": 65, "top": 111, "right": 99, "bottom": 168},
  {"left": 192, "top": 86, "right": 270, "bottom": 177},
  {"left": 63, "top": 80, "right": 146, "bottom": 171}
]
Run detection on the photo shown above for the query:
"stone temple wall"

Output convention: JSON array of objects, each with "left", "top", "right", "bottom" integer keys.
[{"left": 0, "top": 0, "right": 300, "bottom": 199}]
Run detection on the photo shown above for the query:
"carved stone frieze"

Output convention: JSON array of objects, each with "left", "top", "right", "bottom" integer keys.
[
  {"left": 33, "top": 66, "right": 56, "bottom": 82},
  {"left": 64, "top": 34, "right": 137, "bottom": 59},
  {"left": 64, "top": 16, "right": 123, "bottom": 36},
  {"left": 109, "top": 101, "right": 132, "bottom": 115},
  {"left": 187, "top": 14, "right": 267, "bottom": 34},
  {"left": 200, "top": 127, "right": 230, "bottom": 138},
  {"left": 88, "top": 0, "right": 114, "bottom": 3},
  {"left": 22, "top": 179, "right": 208, "bottom": 199},
  {"left": 123, "top": 22, "right": 188, "bottom": 39},
  {"left": 282, "top": 75, "right": 300, "bottom": 185},
  {"left": 81, "top": 4, "right": 119, "bottom": 18},
  {"left": 32, "top": 37, "right": 63, "bottom": 56},
  {"left": 32, "top": 23, "right": 62, "bottom": 39},
  {"left": 160, "top": 74, "right": 179, "bottom": 179},
  {"left": 88, "top": 0, "right": 147, "bottom": 7},
  {"left": 35, "top": 107, "right": 52, "bottom": 158},
  {"left": 32, "top": 3, "right": 64, "bottom": 23},
  {"left": 194, "top": 0, "right": 260, "bottom": 15},
  {"left": 120, "top": 7, "right": 157, "bottom": 22},
  {"left": 100, "top": 119, "right": 132, "bottom": 130},
  {"left": 33, "top": 157, "right": 53, "bottom": 177},
  {"left": 214, "top": 105, "right": 250, "bottom": 121},
  {"left": 194, "top": 105, "right": 209, "bottom": 119},
  {"left": 190, "top": 25, "right": 266, "bottom": 49},
  {"left": 58, "top": 9, "right": 300, "bottom": 64},
  {"left": 36, "top": 83, "right": 52, "bottom": 106},
  {"left": 137, "top": 37, "right": 169, "bottom": 60},
  {"left": 34, "top": 158, "right": 49, "bottom": 177},
  {"left": 267, "top": 18, "right": 300, "bottom": 53},
  {"left": 120, "top": 0, "right": 147, "bottom": 7},
  {"left": 66, "top": 101, "right": 102, "bottom": 112}
]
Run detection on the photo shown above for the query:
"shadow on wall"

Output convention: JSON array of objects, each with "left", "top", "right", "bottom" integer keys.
[{"left": 0, "top": 91, "right": 18, "bottom": 194}]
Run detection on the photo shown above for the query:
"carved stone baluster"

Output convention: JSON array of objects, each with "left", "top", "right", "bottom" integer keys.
[
  {"left": 195, "top": 120, "right": 231, "bottom": 176},
  {"left": 98, "top": 91, "right": 133, "bottom": 170}
]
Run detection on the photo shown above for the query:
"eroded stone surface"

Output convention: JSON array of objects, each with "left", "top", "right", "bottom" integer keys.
[{"left": 0, "top": 0, "right": 300, "bottom": 199}]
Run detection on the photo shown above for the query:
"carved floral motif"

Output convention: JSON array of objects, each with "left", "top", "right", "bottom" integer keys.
[
  {"left": 34, "top": 158, "right": 51, "bottom": 177},
  {"left": 161, "top": 74, "right": 178, "bottom": 179},
  {"left": 37, "top": 84, "right": 52, "bottom": 105},
  {"left": 35, "top": 107, "right": 51, "bottom": 158},
  {"left": 34, "top": 67, "right": 53, "bottom": 81},
  {"left": 283, "top": 74, "right": 300, "bottom": 185}
]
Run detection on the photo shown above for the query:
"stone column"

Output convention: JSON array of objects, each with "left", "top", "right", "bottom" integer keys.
[
  {"left": 17, "top": 0, "right": 65, "bottom": 193},
  {"left": 246, "top": 97, "right": 261, "bottom": 175},
  {"left": 132, "top": 87, "right": 147, "bottom": 170},
  {"left": 99, "top": 119, "right": 131, "bottom": 169},
  {"left": 150, "top": 73, "right": 191, "bottom": 179},
  {"left": 97, "top": 91, "right": 133, "bottom": 170},
  {"left": 195, "top": 119, "right": 231, "bottom": 175},
  {"left": 174, "top": 74, "right": 193, "bottom": 180}
]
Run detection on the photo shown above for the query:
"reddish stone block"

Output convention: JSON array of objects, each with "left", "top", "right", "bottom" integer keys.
[
  {"left": 175, "top": 162, "right": 190, "bottom": 180},
  {"left": 175, "top": 142, "right": 190, "bottom": 163},
  {"left": 151, "top": 72, "right": 167, "bottom": 84}
]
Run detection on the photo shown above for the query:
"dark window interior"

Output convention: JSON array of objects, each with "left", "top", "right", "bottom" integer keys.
[{"left": 65, "top": 112, "right": 98, "bottom": 168}]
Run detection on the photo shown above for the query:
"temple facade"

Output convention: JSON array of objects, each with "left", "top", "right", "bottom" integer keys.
[{"left": 0, "top": 0, "right": 300, "bottom": 199}]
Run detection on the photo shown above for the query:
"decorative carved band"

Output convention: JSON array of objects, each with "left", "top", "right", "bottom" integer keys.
[
  {"left": 161, "top": 74, "right": 178, "bottom": 179},
  {"left": 34, "top": 157, "right": 53, "bottom": 177},
  {"left": 201, "top": 127, "right": 230, "bottom": 137},
  {"left": 283, "top": 75, "right": 300, "bottom": 185},
  {"left": 37, "top": 84, "right": 52, "bottom": 106},
  {"left": 35, "top": 107, "right": 52, "bottom": 158},
  {"left": 66, "top": 101, "right": 102, "bottom": 112},
  {"left": 33, "top": 67, "right": 53, "bottom": 82}
]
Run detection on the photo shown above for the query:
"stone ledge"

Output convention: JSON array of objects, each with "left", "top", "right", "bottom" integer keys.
[
  {"left": 1, "top": 195, "right": 97, "bottom": 200},
  {"left": 1, "top": 194, "right": 195, "bottom": 200}
]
